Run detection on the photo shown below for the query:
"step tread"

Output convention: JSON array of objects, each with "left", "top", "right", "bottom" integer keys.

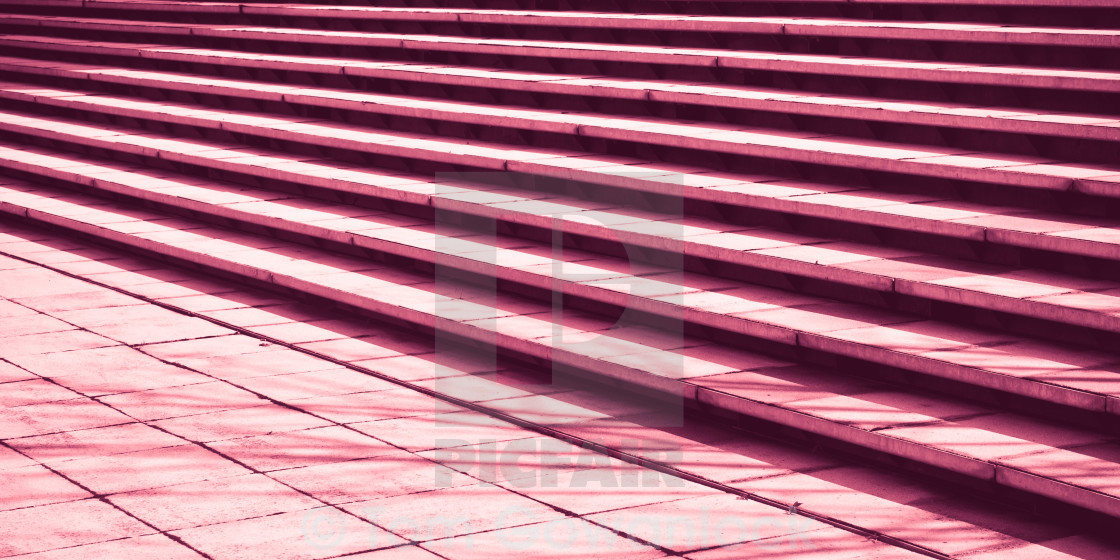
[
  {"left": 3, "top": 177, "right": 1120, "bottom": 518},
  {"left": 6, "top": 15, "right": 1120, "bottom": 92}
]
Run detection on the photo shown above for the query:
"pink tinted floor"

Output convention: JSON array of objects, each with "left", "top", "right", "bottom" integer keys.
[{"left": 0, "top": 231, "right": 862, "bottom": 560}]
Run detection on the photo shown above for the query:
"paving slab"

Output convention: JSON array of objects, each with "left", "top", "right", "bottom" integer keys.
[
  {"left": 0, "top": 329, "right": 119, "bottom": 359},
  {"left": 421, "top": 518, "right": 667, "bottom": 560},
  {"left": 151, "top": 403, "right": 332, "bottom": 442},
  {"left": 52, "top": 304, "right": 233, "bottom": 345},
  {"left": 170, "top": 507, "right": 406, "bottom": 560},
  {"left": 0, "top": 397, "right": 133, "bottom": 439},
  {"left": 0, "top": 498, "right": 155, "bottom": 557},
  {"left": 350, "top": 410, "right": 538, "bottom": 452},
  {"left": 50, "top": 443, "right": 250, "bottom": 495},
  {"left": 7, "top": 421, "right": 186, "bottom": 465},
  {"left": 233, "top": 367, "right": 395, "bottom": 401},
  {"left": 8, "top": 534, "right": 204, "bottom": 560},
  {"left": 107, "top": 473, "right": 322, "bottom": 531},
  {"left": 341, "top": 483, "right": 565, "bottom": 542},
  {"left": 0, "top": 379, "right": 82, "bottom": 408},
  {"left": 206, "top": 425, "right": 399, "bottom": 472},
  {"left": 97, "top": 381, "right": 267, "bottom": 421},
  {"left": 270, "top": 450, "right": 478, "bottom": 505},
  {"left": 0, "top": 464, "right": 91, "bottom": 511}
]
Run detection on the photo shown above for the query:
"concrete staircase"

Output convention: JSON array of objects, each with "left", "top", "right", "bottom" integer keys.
[{"left": 1, "top": 0, "right": 1119, "bottom": 548}]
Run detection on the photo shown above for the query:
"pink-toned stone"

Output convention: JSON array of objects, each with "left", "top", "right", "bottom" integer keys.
[
  {"left": 0, "top": 312, "right": 76, "bottom": 339},
  {"left": 140, "top": 333, "right": 276, "bottom": 361},
  {"left": 171, "top": 347, "right": 346, "bottom": 380},
  {"left": 350, "top": 410, "right": 535, "bottom": 452},
  {"left": 171, "top": 507, "right": 406, "bottom": 560},
  {"left": 291, "top": 387, "right": 454, "bottom": 424},
  {"left": 207, "top": 425, "right": 398, "bottom": 472},
  {"left": 340, "top": 546, "right": 445, "bottom": 560},
  {"left": 499, "top": 463, "right": 714, "bottom": 516},
  {"left": 686, "top": 525, "right": 921, "bottom": 559},
  {"left": 0, "top": 267, "right": 101, "bottom": 299},
  {"left": 153, "top": 403, "right": 331, "bottom": 442},
  {"left": 8, "top": 422, "right": 186, "bottom": 464},
  {"left": 51, "top": 444, "right": 249, "bottom": 495},
  {"left": 270, "top": 450, "right": 476, "bottom": 504},
  {"left": 297, "top": 336, "right": 406, "bottom": 362},
  {"left": 0, "top": 378, "right": 81, "bottom": 407},
  {"left": 422, "top": 518, "right": 666, "bottom": 560},
  {"left": 0, "top": 443, "right": 36, "bottom": 471},
  {"left": 0, "top": 464, "right": 91, "bottom": 511},
  {"left": 235, "top": 367, "right": 394, "bottom": 400},
  {"left": 108, "top": 473, "right": 322, "bottom": 531},
  {"left": 7, "top": 345, "right": 185, "bottom": 381},
  {"left": 473, "top": 394, "right": 612, "bottom": 426},
  {"left": 0, "top": 299, "right": 37, "bottom": 318},
  {"left": 50, "top": 358, "right": 211, "bottom": 397},
  {"left": 10, "top": 534, "right": 203, "bottom": 560},
  {"left": 0, "top": 499, "right": 154, "bottom": 557},
  {"left": 0, "top": 329, "right": 119, "bottom": 358},
  {"left": 53, "top": 304, "right": 233, "bottom": 345},
  {"left": 0, "top": 397, "right": 133, "bottom": 439},
  {"left": 342, "top": 483, "right": 564, "bottom": 542},
  {"left": 783, "top": 394, "right": 939, "bottom": 430},
  {"left": 97, "top": 381, "right": 266, "bottom": 421},
  {"left": 589, "top": 493, "right": 826, "bottom": 552},
  {"left": 12, "top": 288, "right": 142, "bottom": 313}
]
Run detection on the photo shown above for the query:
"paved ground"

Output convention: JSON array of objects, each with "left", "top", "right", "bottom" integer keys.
[{"left": 0, "top": 226, "right": 876, "bottom": 560}]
